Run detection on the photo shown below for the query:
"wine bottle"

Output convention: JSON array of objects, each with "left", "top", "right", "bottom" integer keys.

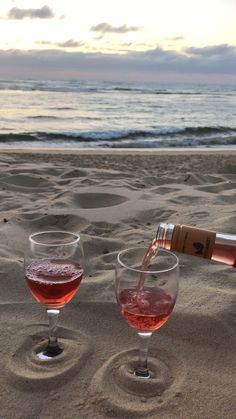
[{"left": 156, "top": 223, "right": 236, "bottom": 267}]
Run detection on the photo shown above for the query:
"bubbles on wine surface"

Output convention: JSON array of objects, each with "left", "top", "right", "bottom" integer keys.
[{"left": 26, "top": 259, "right": 83, "bottom": 284}]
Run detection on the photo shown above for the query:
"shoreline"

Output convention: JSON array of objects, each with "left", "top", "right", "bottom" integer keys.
[
  {"left": 1, "top": 146, "right": 236, "bottom": 155},
  {"left": 1, "top": 147, "right": 235, "bottom": 175}
]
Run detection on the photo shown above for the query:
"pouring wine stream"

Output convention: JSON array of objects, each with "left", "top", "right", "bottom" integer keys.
[{"left": 138, "top": 238, "right": 159, "bottom": 290}]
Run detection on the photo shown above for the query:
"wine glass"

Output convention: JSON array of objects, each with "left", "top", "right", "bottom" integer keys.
[
  {"left": 24, "top": 230, "right": 84, "bottom": 360},
  {"left": 115, "top": 246, "right": 179, "bottom": 379}
]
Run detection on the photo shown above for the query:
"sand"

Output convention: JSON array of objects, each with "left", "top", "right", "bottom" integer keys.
[{"left": 0, "top": 148, "right": 235, "bottom": 419}]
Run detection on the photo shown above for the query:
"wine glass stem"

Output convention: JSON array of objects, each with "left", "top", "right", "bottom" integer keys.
[
  {"left": 47, "top": 309, "right": 60, "bottom": 347},
  {"left": 135, "top": 331, "right": 152, "bottom": 378}
]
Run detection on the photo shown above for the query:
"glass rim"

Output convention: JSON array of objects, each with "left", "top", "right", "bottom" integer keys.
[
  {"left": 117, "top": 246, "right": 179, "bottom": 274},
  {"left": 29, "top": 230, "right": 81, "bottom": 246}
]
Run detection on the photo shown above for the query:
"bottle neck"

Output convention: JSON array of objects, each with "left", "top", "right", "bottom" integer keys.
[{"left": 156, "top": 223, "right": 175, "bottom": 250}]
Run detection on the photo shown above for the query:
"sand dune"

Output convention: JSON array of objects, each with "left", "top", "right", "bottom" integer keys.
[{"left": 0, "top": 149, "right": 235, "bottom": 418}]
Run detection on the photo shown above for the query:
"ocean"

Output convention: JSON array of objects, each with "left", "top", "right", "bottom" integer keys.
[{"left": 0, "top": 79, "right": 236, "bottom": 149}]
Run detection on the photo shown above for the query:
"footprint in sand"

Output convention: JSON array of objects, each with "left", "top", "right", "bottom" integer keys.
[
  {"left": 214, "top": 193, "right": 236, "bottom": 205},
  {"left": 0, "top": 174, "right": 53, "bottom": 192},
  {"left": 73, "top": 192, "right": 128, "bottom": 209},
  {"left": 18, "top": 212, "right": 89, "bottom": 230},
  {"left": 169, "top": 195, "right": 208, "bottom": 205},
  {"left": 197, "top": 181, "right": 236, "bottom": 194}
]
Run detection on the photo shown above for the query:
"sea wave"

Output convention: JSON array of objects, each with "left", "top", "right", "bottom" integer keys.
[
  {"left": 27, "top": 115, "right": 61, "bottom": 120},
  {"left": 0, "top": 80, "right": 235, "bottom": 96},
  {"left": 1, "top": 126, "right": 236, "bottom": 148}
]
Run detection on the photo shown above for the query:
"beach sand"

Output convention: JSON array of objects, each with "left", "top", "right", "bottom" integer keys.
[{"left": 0, "top": 148, "right": 235, "bottom": 419}]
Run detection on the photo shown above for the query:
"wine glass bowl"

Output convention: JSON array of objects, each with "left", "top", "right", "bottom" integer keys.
[
  {"left": 24, "top": 230, "right": 84, "bottom": 360},
  {"left": 115, "top": 246, "right": 179, "bottom": 379}
]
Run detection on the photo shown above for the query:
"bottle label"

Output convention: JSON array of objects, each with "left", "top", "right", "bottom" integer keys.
[{"left": 171, "top": 225, "right": 216, "bottom": 259}]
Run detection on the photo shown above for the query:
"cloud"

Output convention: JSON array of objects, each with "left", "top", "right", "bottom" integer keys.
[
  {"left": 90, "top": 22, "right": 141, "bottom": 34},
  {"left": 56, "top": 40, "right": 83, "bottom": 48},
  {"left": 185, "top": 44, "right": 235, "bottom": 57},
  {"left": 165, "top": 36, "right": 185, "bottom": 41},
  {"left": 37, "top": 39, "right": 83, "bottom": 48},
  {"left": 0, "top": 43, "right": 235, "bottom": 81},
  {"left": 8, "top": 5, "right": 54, "bottom": 19}
]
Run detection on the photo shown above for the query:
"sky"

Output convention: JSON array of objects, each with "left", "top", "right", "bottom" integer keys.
[{"left": 0, "top": 0, "right": 236, "bottom": 83}]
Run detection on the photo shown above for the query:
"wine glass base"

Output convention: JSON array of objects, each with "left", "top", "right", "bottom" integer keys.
[
  {"left": 117, "top": 356, "right": 171, "bottom": 396},
  {"left": 89, "top": 348, "right": 184, "bottom": 416},
  {"left": 34, "top": 342, "right": 64, "bottom": 361},
  {"left": 134, "top": 368, "right": 150, "bottom": 379},
  {"left": 7, "top": 325, "right": 92, "bottom": 387}
]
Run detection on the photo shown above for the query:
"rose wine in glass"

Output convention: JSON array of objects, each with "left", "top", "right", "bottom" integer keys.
[
  {"left": 115, "top": 246, "right": 179, "bottom": 379},
  {"left": 24, "top": 231, "right": 84, "bottom": 360},
  {"left": 25, "top": 259, "right": 83, "bottom": 308},
  {"left": 119, "top": 287, "right": 175, "bottom": 332}
]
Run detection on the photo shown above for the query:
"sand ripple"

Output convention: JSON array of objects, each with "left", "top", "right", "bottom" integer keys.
[{"left": 89, "top": 348, "right": 185, "bottom": 416}]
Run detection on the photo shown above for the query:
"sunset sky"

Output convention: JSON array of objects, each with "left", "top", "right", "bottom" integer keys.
[{"left": 0, "top": 0, "right": 236, "bottom": 82}]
